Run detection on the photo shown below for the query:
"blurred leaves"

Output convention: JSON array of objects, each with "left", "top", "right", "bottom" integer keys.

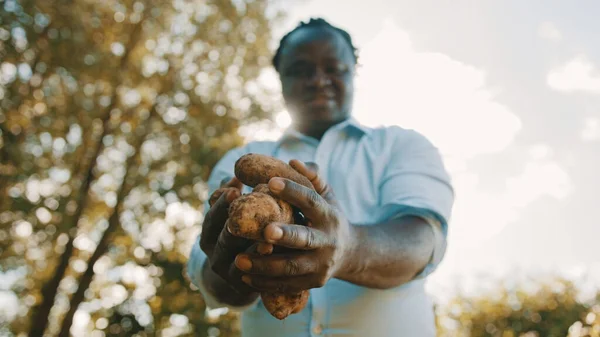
[
  {"left": 0, "top": 0, "right": 285, "bottom": 336},
  {"left": 5, "top": 1, "right": 599, "bottom": 337},
  {"left": 436, "top": 276, "right": 600, "bottom": 337}
]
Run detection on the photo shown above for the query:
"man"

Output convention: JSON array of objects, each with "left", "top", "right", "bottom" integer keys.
[{"left": 187, "top": 18, "right": 454, "bottom": 336}]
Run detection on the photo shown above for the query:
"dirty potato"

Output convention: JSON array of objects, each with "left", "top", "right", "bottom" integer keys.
[
  {"left": 229, "top": 154, "right": 315, "bottom": 320},
  {"left": 234, "top": 153, "right": 313, "bottom": 189}
]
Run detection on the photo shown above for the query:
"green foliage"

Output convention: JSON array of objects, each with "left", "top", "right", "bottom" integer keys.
[
  {"left": 436, "top": 276, "right": 600, "bottom": 337},
  {"left": 0, "top": 0, "right": 285, "bottom": 336}
]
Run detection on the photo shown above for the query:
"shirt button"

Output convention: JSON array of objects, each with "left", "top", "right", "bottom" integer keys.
[{"left": 312, "top": 324, "right": 323, "bottom": 335}]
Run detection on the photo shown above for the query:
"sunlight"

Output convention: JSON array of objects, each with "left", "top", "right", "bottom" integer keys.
[
  {"left": 275, "top": 110, "right": 292, "bottom": 128},
  {"left": 352, "top": 19, "right": 522, "bottom": 159},
  {"left": 71, "top": 310, "right": 91, "bottom": 337},
  {"left": 0, "top": 291, "right": 18, "bottom": 323},
  {"left": 237, "top": 119, "right": 283, "bottom": 142},
  {"left": 350, "top": 19, "right": 529, "bottom": 253}
]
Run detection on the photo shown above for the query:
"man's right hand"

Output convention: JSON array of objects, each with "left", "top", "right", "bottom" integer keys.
[{"left": 199, "top": 177, "right": 259, "bottom": 305}]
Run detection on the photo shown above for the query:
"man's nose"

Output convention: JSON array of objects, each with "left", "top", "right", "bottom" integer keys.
[{"left": 308, "top": 69, "right": 332, "bottom": 87}]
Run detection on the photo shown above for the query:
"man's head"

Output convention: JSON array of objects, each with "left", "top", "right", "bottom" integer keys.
[{"left": 273, "top": 18, "right": 359, "bottom": 134}]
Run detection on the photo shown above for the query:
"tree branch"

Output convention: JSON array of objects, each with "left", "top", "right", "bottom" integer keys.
[
  {"left": 27, "top": 12, "right": 147, "bottom": 337},
  {"left": 57, "top": 104, "right": 157, "bottom": 337}
]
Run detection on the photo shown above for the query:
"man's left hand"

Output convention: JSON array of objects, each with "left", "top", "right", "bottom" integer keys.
[{"left": 233, "top": 160, "right": 355, "bottom": 294}]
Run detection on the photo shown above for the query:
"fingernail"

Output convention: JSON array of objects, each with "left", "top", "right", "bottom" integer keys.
[
  {"left": 225, "top": 220, "right": 235, "bottom": 235},
  {"left": 269, "top": 178, "right": 285, "bottom": 192},
  {"left": 256, "top": 243, "right": 273, "bottom": 255},
  {"left": 241, "top": 275, "right": 251, "bottom": 285},
  {"left": 235, "top": 255, "right": 252, "bottom": 271},
  {"left": 268, "top": 225, "right": 284, "bottom": 241}
]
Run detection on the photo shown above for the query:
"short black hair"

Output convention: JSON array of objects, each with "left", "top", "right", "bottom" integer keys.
[{"left": 272, "top": 18, "right": 359, "bottom": 72}]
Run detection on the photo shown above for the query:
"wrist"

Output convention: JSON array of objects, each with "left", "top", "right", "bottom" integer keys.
[{"left": 333, "top": 223, "right": 362, "bottom": 281}]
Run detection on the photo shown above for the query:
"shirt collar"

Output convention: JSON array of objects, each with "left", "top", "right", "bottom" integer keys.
[
  {"left": 278, "top": 116, "right": 372, "bottom": 144},
  {"left": 343, "top": 116, "right": 372, "bottom": 136}
]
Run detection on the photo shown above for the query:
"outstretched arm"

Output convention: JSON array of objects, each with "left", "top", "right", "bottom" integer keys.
[
  {"left": 336, "top": 214, "right": 441, "bottom": 289},
  {"left": 234, "top": 158, "right": 450, "bottom": 293}
]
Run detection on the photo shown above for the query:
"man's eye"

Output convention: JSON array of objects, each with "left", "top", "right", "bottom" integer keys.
[
  {"left": 329, "top": 64, "right": 349, "bottom": 74},
  {"left": 288, "top": 66, "right": 313, "bottom": 77}
]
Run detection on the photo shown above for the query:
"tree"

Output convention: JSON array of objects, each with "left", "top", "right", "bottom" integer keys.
[
  {"left": 0, "top": 0, "right": 286, "bottom": 336},
  {"left": 435, "top": 276, "right": 597, "bottom": 337}
]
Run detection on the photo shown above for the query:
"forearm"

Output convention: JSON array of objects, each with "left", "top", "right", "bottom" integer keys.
[
  {"left": 334, "top": 215, "right": 437, "bottom": 289},
  {"left": 201, "top": 260, "right": 259, "bottom": 307}
]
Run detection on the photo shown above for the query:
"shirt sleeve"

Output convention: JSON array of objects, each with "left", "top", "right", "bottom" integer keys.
[
  {"left": 186, "top": 147, "right": 259, "bottom": 311},
  {"left": 378, "top": 128, "right": 455, "bottom": 280}
]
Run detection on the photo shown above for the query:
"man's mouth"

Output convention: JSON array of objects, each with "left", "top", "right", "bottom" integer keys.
[{"left": 305, "top": 91, "right": 335, "bottom": 102}]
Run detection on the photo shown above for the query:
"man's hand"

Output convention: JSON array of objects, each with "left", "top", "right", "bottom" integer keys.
[
  {"left": 199, "top": 177, "right": 259, "bottom": 300},
  {"left": 233, "top": 160, "right": 356, "bottom": 294}
]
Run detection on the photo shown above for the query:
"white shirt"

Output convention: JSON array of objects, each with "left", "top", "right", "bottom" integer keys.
[{"left": 187, "top": 117, "right": 454, "bottom": 337}]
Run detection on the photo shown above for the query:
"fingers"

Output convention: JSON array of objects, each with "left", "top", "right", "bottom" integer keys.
[
  {"left": 220, "top": 176, "right": 243, "bottom": 189},
  {"left": 288, "top": 160, "right": 320, "bottom": 187},
  {"left": 268, "top": 178, "right": 327, "bottom": 220},
  {"left": 289, "top": 160, "right": 337, "bottom": 205},
  {"left": 209, "top": 176, "right": 243, "bottom": 208},
  {"left": 303, "top": 161, "right": 320, "bottom": 173},
  {"left": 200, "top": 189, "right": 240, "bottom": 250},
  {"left": 225, "top": 244, "right": 261, "bottom": 294},
  {"left": 241, "top": 274, "right": 325, "bottom": 293},
  {"left": 256, "top": 242, "right": 273, "bottom": 255},
  {"left": 227, "top": 262, "right": 258, "bottom": 294},
  {"left": 289, "top": 160, "right": 324, "bottom": 195},
  {"left": 234, "top": 251, "right": 318, "bottom": 277},
  {"left": 209, "top": 187, "right": 233, "bottom": 207},
  {"left": 263, "top": 223, "right": 332, "bottom": 250},
  {"left": 210, "top": 219, "right": 253, "bottom": 275},
  {"left": 210, "top": 177, "right": 243, "bottom": 206}
]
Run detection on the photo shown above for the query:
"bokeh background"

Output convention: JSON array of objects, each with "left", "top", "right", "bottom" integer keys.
[{"left": 1, "top": 0, "right": 599, "bottom": 336}]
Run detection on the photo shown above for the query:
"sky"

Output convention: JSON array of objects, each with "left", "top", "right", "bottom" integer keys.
[{"left": 239, "top": 0, "right": 600, "bottom": 300}]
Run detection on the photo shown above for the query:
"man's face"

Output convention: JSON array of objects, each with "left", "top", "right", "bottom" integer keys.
[{"left": 277, "top": 27, "right": 356, "bottom": 127}]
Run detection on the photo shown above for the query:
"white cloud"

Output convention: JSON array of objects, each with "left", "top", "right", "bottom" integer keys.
[
  {"left": 347, "top": 19, "right": 572, "bottom": 272},
  {"left": 547, "top": 55, "right": 600, "bottom": 94},
  {"left": 432, "top": 148, "right": 573, "bottom": 291},
  {"left": 445, "top": 144, "right": 572, "bottom": 252},
  {"left": 581, "top": 117, "right": 600, "bottom": 142},
  {"left": 352, "top": 20, "right": 522, "bottom": 160},
  {"left": 538, "top": 21, "right": 562, "bottom": 42},
  {"left": 529, "top": 143, "right": 554, "bottom": 160},
  {"left": 505, "top": 159, "right": 572, "bottom": 208}
]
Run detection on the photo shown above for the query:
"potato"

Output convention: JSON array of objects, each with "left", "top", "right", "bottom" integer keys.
[
  {"left": 234, "top": 153, "right": 313, "bottom": 189},
  {"left": 227, "top": 154, "right": 315, "bottom": 320},
  {"left": 228, "top": 185, "right": 294, "bottom": 240},
  {"left": 261, "top": 291, "right": 310, "bottom": 320}
]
